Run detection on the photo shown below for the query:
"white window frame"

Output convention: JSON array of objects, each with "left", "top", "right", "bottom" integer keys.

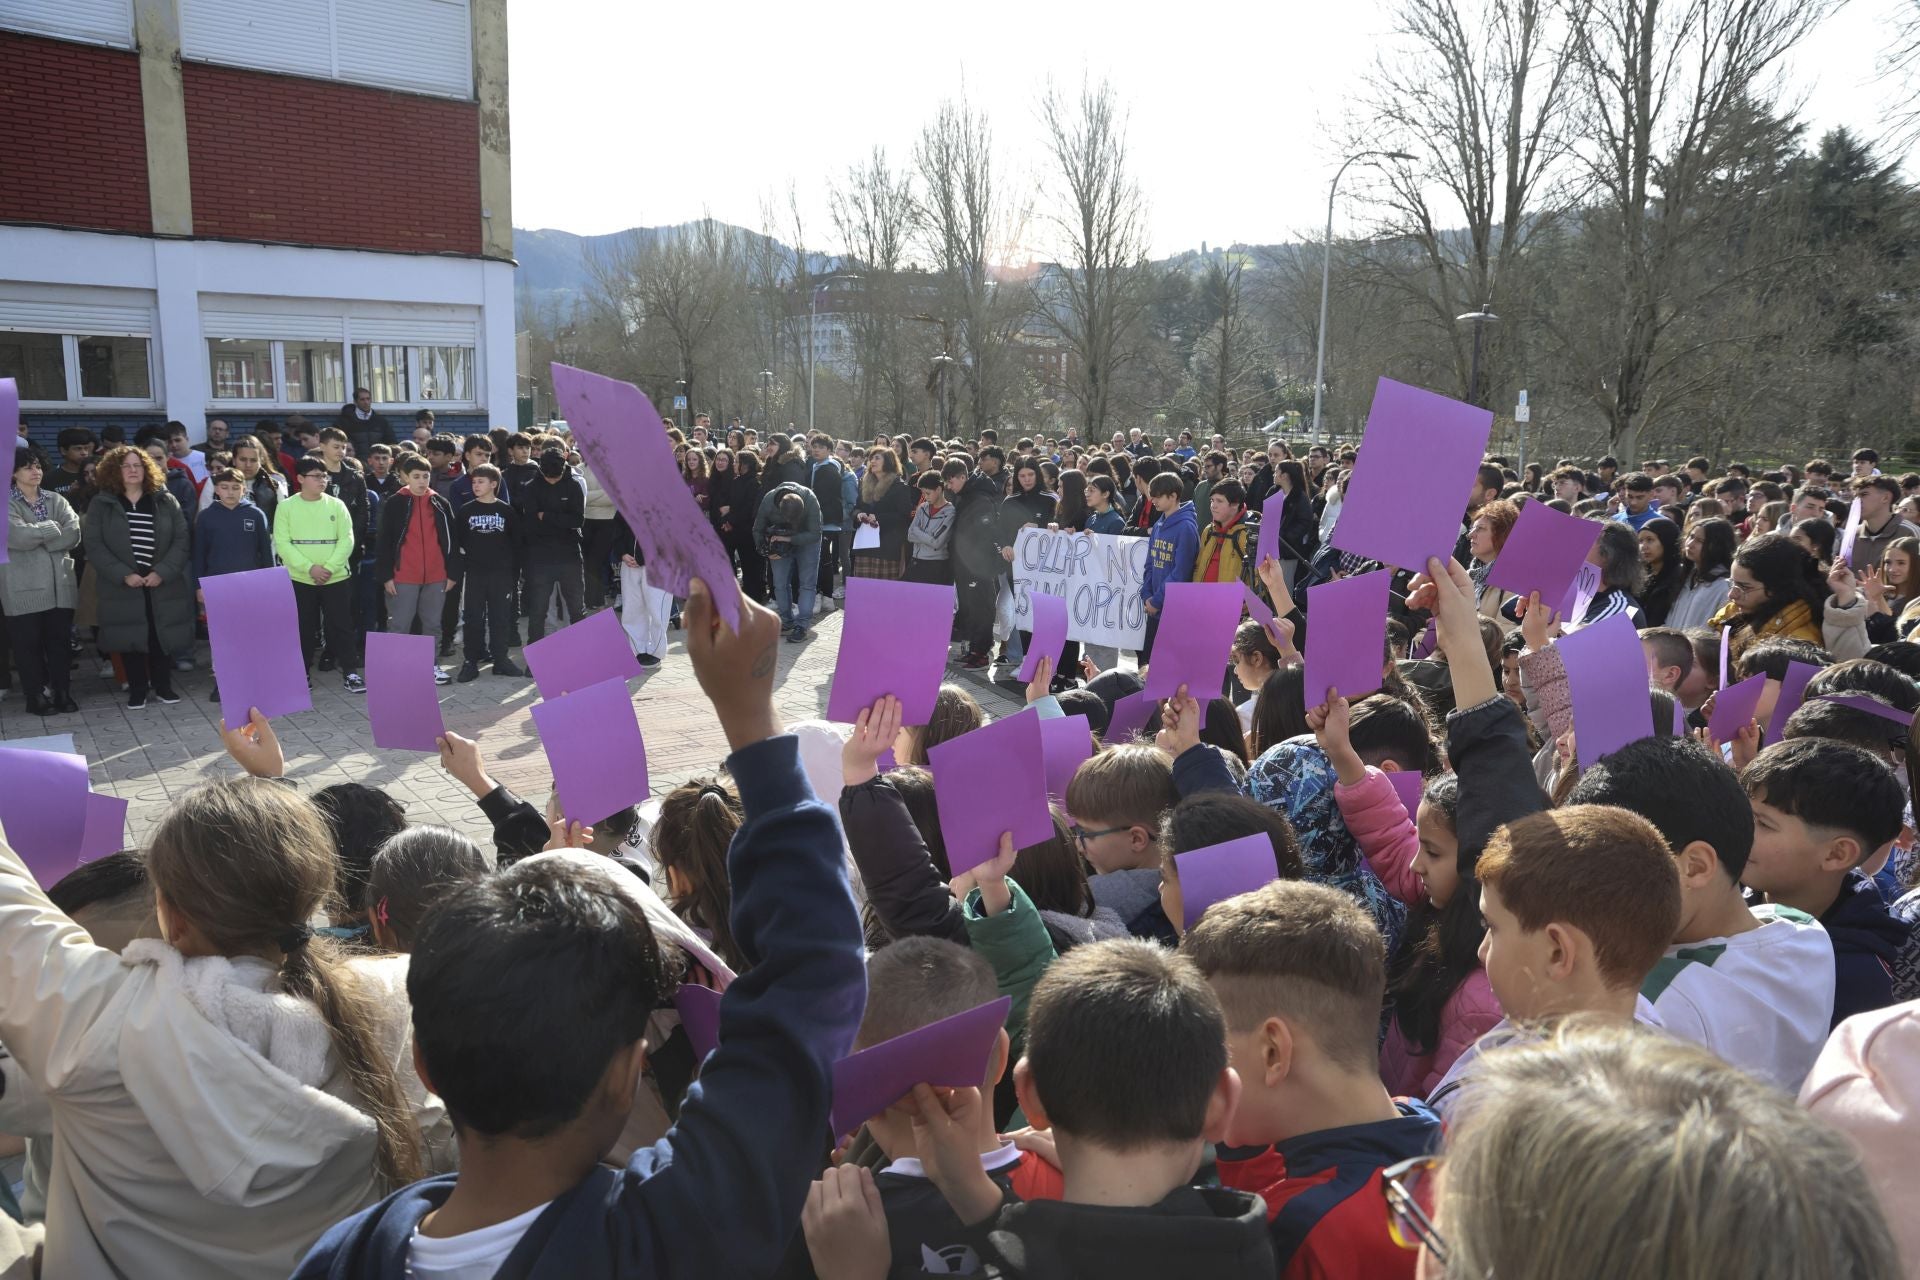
[
  {"left": 205, "top": 327, "right": 478, "bottom": 412},
  {"left": 6, "top": 334, "right": 158, "bottom": 408}
]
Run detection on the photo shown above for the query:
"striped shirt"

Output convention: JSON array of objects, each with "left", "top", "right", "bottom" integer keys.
[{"left": 123, "top": 497, "right": 156, "bottom": 571}]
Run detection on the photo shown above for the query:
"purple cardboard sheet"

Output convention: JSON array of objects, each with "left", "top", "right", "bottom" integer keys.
[
  {"left": 1303, "top": 569, "right": 1392, "bottom": 704},
  {"left": 1242, "top": 585, "right": 1284, "bottom": 649},
  {"left": 1104, "top": 690, "right": 1158, "bottom": 742},
  {"left": 1332, "top": 378, "right": 1495, "bottom": 572},
  {"left": 523, "top": 608, "right": 643, "bottom": 700},
  {"left": 531, "top": 675, "right": 650, "bottom": 826},
  {"left": 365, "top": 632, "right": 447, "bottom": 752},
  {"left": 202, "top": 567, "right": 313, "bottom": 721},
  {"left": 1257, "top": 493, "right": 1283, "bottom": 567},
  {"left": 1556, "top": 612, "right": 1655, "bottom": 770},
  {"left": 827, "top": 578, "right": 955, "bottom": 723},
  {"left": 0, "top": 746, "right": 88, "bottom": 887},
  {"left": 1141, "top": 582, "right": 1245, "bottom": 700},
  {"left": 549, "top": 362, "right": 742, "bottom": 631},
  {"left": 674, "top": 984, "right": 723, "bottom": 1062},
  {"left": 830, "top": 995, "right": 1012, "bottom": 1139},
  {"left": 79, "top": 792, "right": 129, "bottom": 860},
  {"left": 1816, "top": 693, "right": 1916, "bottom": 724},
  {"left": 0, "top": 379, "right": 9, "bottom": 567},
  {"left": 1672, "top": 696, "right": 1687, "bottom": 736},
  {"left": 1387, "top": 769, "right": 1425, "bottom": 823},
  {"left": 927, "top": 712, "right": 1053, "bottom": 875},
  {"left": 1038, "top": 713, "right": 1095, "bottom": 804},
  {"left": 1175, "top": 833, "right": 1281, "bottom": 930},
  {"left": 1840, "top": 498, "right": 1864, "bottom": 567},
  {"left": 1719, "top": 624, "right": 1731, "bottom": 689},
  {"left": 1487, "top": 503, "right": 1603, "bottom": 611},
  {"left": 1016, "top": 591, "right": 1070, "bottom": 684},
  {"left": 1765, "top": 661, "right": 1820, "bottom": 743},
  {"left": 1708, "top": 672, "right": 1768, "bottom": 744}
]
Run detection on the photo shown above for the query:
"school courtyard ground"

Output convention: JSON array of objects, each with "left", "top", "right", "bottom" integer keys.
[{"left": 0, "top": 606, "right": 1028, "bottom": 853}]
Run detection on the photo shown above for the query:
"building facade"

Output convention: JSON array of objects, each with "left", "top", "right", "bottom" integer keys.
[{"left": 0, "top": 0, "right": 513, "bottom": 448}]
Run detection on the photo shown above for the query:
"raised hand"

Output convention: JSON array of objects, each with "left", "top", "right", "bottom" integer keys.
[
  {"left": 685, "top": 577, "right": 785, "bottom": 752},
  {"left": 842, "top": 696, "right": 903, "bottom": 787}
]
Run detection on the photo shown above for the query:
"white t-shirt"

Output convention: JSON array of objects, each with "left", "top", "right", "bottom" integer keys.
[
  {"left": 1642, "top": 904, "right": 1834, "bottom": 1092},
  {"left": 1427, "top": 997, "right": 1663, "bottom": 1119},
  {"left": 174, "top": 449, "right": 209, "bottom": 486},
  {"left": 408, "top": 1200, "right": 553, "bottom": 1279}
]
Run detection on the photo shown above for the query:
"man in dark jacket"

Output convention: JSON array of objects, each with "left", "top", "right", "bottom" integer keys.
[
  {"left": 338, "top": 387, "right": 395, "bottom": 458},
  {"left": 453, "top": 462, "right": 524, "bottom": 680},
  {"left": 517, "top": 449, "right": 586, "bottom": 643},
  {"left": 753, "top": 481, "right": 823, "bottom": 642},
  {"left": 949, "top": 455, "right": 1009, "bottom": 669}
]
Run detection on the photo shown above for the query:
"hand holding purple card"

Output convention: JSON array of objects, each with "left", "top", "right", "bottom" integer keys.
[
  {"left": 927, "top": 713, "right": 1053, "bottom": 875},
  {"left": 1174, "top": 834, "right": 1282, "bottom": 931},
  {"left": 1016, "top": 591, "right": 1069, "bottom": 684},
  {"left": 828, "top": 578, "right": 955, "bottom": 724},
  {"left": 1304, "top": 569, "right": 1392, "bottom": 704},
  {"left": 830, "top": 996, "right": 1012, "bottom": 1140},
  {"left": 550, "top": 362, "right": 742, "bottom": 631},
  {"left": 1708, "top": 672, "right": 1768, "bottom": 744},
  {"left": 202, "top": 567, "right": 312, "bottom": 721},
  {"left": 1141, "top": 582, "right": 1244, "bottom": 700},
  {"left": 1555, "top": 612, "right": 1655, "bottom": 769},
  {"left": 1332, "top": 378, "right": 1494, "bottom": 571}
]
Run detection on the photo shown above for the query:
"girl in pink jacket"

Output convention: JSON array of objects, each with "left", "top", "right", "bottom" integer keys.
[{"left": 1308, "top": 694, "right": 1503, "bottom": 1097}]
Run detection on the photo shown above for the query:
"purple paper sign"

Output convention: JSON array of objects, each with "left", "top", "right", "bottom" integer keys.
[
  {"left": 1839, "top": 498, "right": 1864, "bottom": 568},
  {"left": 674, "top": 984, "right": 723, "bottom": 1062},
  {"left": 1016, "top": 591, "right": 1070, "bottom": 684},
  {"left": 1719, "top": 624, "right": 1731, "bottom": 689},
  {"left": 1175, "top": 834, "right": 1282, "bottom": 930},
  {"left": 80, "top": 792, "right": 128, "bottom": 859},
  {"left": 1039, "top": 713, "right": 1095, "bottom": 804},
  {"left": 1817, "top": 693, "right": 1916, "bottom": 725},
  {"left": 1556, "top": 612, "right": 1655, "bottom": 770},
  {"left": 1257, "top": 493, "right": 1283, "bottom": 568},
  {"left": 1333, "top": 378, "right": 1495, "bottom": 572},
  {"left": 1242, "top": 585, "right": 1284, "bottom": 649},
  {"left": 523, "top": 608, "right": 643, "bottom": 700},
  {"left": 927, "top": 712, "right": 1054, "bottom": 875},
  {"left": 1410, "top": 618, "right": 1439, "bottom": 660},
  {"left": 1765, "top": 661, "right": 1820, "bottom": 743},
  {"left": 0, "top": 746, "right": 88, "bottom": 886},
  {"left": 830, "top": 995, "right": 1012, "bottom": 1139},
  {"left": 1387, "top": 769, "right": 1425, "bottom": 822},
  {"left": 1104, "top": 689, "right": 1158, "bottom": 742},
  {"left": 549, "top": 363, "right": 742, "bottom": 631},
  {"left": 364, "top": 632, "right": 447, "bottom": 752},
  {"left": 1303, "top": 569, "right": 1392, "bottom": 704},
  {"left": 1708, "top": 673, "right": 1768, "bottom": 744},
  {"left": 1141, "top": 582, "right": 1245, "bottom": 700},
  {"left": 0, "top": 377, "right": 17, "bottom": 435},
  {"left": 1487, "top": 503, "right": 1602, "bottom": 613},
  {"left": 1672, "top": 696, "right": 1687, "bottom": 737},
  {"left": 828, "top": 578, "right": 955, "bottom": 724},
  {"left": 531, "top": 675, "right": 650, "bottom": 825},
  {"left": 202, "top": 567, "right": 313, "bottom": 721}
]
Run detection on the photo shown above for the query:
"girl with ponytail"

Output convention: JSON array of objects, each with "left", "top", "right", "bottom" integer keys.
[
  {"left": 651, "top": 777, "right": 748, "bottom": 971},
  {"left": 0, "top": 776, "right": 447, "bottom": 1279}
]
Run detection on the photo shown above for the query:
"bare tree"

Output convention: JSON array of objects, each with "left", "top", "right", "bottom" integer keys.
[
  {"left": 1356, "top": 0, "right": 1582, "bottom": 406},
  {"left": 914, "top": 95, "right": 1034, "bottom": 432},
  {"left": 829, "top": 147, "right": 921, "bottom": 437},
  {"left": 585, "top": 216, "right": 745, "bottom": 417},
  {"left": 1038, "top": 77, "right": 1154, "bottom": 438},
  {"left": 1557, "top": 0, "right": 1837, "bottom": 463}
]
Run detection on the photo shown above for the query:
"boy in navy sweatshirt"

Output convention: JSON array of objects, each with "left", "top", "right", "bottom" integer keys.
[
  {"left": 293, "top": 580, "right": 867, "bottom": 1279},
  {"left": 453, "top": 462, "right": 524, "bottom": 680},
  {"left": 1140, "top": 472, "right": 1198, "bottom": 659},
  {"left": 193, "top": 468, "right": 275, "bottom": 704}
]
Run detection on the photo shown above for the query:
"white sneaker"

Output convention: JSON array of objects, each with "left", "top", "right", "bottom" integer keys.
[{"left": 833, "top": 586, "right": 845, "bottom": 602}]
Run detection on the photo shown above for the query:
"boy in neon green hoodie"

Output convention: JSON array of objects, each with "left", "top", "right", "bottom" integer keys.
[{"left": 274, "top": 457, "right": 364, "bottom": 690}]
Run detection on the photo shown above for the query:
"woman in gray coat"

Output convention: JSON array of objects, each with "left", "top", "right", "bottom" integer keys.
[
  {"left": 82, "top": 445, "right": 195, "bottom": 708},
  {"left": 3, "top": 446, "right": 81, "bottom": 714}
]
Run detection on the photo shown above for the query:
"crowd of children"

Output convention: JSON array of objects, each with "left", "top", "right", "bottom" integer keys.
[{"left": 4, "top": 421, "right": 1920, "bottom": 1279}]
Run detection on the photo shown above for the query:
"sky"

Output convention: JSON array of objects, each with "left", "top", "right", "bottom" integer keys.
[{"left": 507, "top": 0, "right": 1911, "bottom": 260}]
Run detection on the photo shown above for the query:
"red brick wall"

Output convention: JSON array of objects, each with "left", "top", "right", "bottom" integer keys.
[
  {"left": 183, "top": 62, "right": 481, "bottom": 256},
  {"left": 0, "top": 33, "right": 151, "bottom": 234}
]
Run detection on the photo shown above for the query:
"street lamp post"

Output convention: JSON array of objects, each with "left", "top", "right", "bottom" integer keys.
[
  {"left": 1311, "top": 150, "right": 1414, "bottom": 442},
  {"left": 1455, "top": 307, "right": 1499, "bottom": 406},
  {"left": 808, "top": 272, "right": 862, "bottom": 437},
  {"left": 759, "top": 370, "right": 773, "bottom": 432},
  {"left": 931, "top": 353, "right": 958, "bottom": 437}
]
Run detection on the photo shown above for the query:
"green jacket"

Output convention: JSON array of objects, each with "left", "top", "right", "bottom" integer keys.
[
  {"left": 273, "top": 493, "right": 355, "bottom": 585},
  {"left": 962, "top": 878, "right": 1057, "bottom": 1052}
]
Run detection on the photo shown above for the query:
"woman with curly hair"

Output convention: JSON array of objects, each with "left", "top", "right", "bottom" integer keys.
[{"left": 82, "top": 444, "right": 195, "bottom": 707}]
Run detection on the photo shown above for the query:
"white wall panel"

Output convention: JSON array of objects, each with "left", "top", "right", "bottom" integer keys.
[{"left": 0, "top": 0, "right": 132, "bottom": 48}]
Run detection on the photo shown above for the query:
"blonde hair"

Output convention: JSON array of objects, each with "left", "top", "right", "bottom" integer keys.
[
  {"left": 1439, "top": 1019, "right": 1900, "bottom": 1280},
  {"left": 146, "top": 779, "right": 425, "bottom": 1188}
]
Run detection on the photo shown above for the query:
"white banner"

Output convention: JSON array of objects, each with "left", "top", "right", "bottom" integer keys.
[{"left": 1011, "top": 527, "right": 1149, "bottom": 648}]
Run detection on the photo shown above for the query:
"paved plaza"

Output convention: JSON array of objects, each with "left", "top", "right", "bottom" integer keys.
[{"left": 0, "top": 606, "right": 1028, "bottom": 855}]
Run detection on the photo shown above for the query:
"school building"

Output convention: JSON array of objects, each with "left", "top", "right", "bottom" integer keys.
[{"left": 0, "top": 0, "right": 514, "bottom": 449}]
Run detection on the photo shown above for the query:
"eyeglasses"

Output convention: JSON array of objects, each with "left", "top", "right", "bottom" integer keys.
[
  {"left": 1068, "top": 824, "right": 1129, "bottom": 847},
  {"left": 1727, "top": 579, "right": 1763, "bottom": 598},
  {"left": 1384, "top": 1155, "right": 1449, "bottom": 1263}
]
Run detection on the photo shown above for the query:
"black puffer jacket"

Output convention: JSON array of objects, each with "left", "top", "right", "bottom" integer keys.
[
  {"left": 838, "top": 777, "right": 969, "bottom": 946},
  {"left": 953, "top": 472, "right": 1008, "bottom": 581}
]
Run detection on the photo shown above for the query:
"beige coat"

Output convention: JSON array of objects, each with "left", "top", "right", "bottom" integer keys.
[{"left": 0, "top": 837, "right": 452, "bottom": 1280}]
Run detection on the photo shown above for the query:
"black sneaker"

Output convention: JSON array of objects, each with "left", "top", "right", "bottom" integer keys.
[
  {"left": 152, "top": 689, "right": 181, "bottom": 705},
  {"left": 635, "top": 653, "right": 661, "bottom": 668},
  {"left": 493, "top": 659, "right": 526, "bottom": 677},
  {"left": 209, "top": 686, "right": 221, "bottom": 703},
  {"left": 344, "top": 672, "right": 366, "bottom": 693},
  {"left": 55, "top": 694, "right": 79, "bottom": 714},
  {"left": 785, "top": 626, "right": 806, "bottom": 644},
  {"left": 456, "top": 661, "right": 481, "bottom": 683},
  {"left": 128, "top": 692, "right": 148, "bottom": 710},
  {"left": 438, "top": 638, "right": 456, "bottom": 658},
  {"left": 317, "top": 654, "right": 336, "bottom": 672}
]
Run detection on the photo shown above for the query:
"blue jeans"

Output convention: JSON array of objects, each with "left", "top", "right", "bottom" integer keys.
[{"left": 771, "top": 540, "right": 822, "bottom": 630}]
